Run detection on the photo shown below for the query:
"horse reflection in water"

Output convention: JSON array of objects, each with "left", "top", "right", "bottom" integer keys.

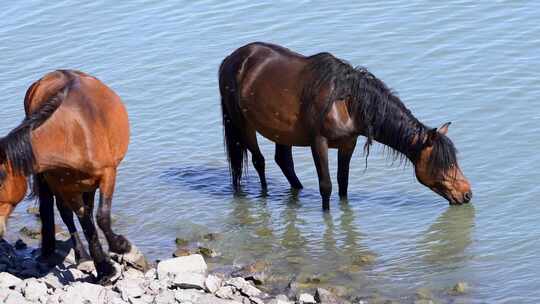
[{"left": 418, "top": 204, "right": 475, "bottom": 267}]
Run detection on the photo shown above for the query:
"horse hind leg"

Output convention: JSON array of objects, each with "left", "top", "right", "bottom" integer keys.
[
  {"left": 96, "top": 168, "right": 131, "bottom": 254},
  {"left": 243, "top": 128, "right": 267, "bottom": 190},
  {"left": 57, "top": 196, "right": 91, "bottom": 263},
  {"left": 76, "top": 192, "right": 115, "bottom": 283},
  {"left": 275, "top": 144, "right": 303, "bottom": 189}
]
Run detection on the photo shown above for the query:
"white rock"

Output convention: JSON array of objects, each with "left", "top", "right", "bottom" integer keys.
[
  {"left": 196, "top": 293, "right": 244, "bottom": 304},
  {"left": 267, "top": 299, "right": 293, "bottom": 304},
  {"left": 122, "top": 268, "right": 145, "bottom": 281},
  {"left": 226, "top": 277, "right": 261, "bottom": 297},
  {"left": 22, "top": 278, "right": 48, "bottom": 302},
  {"left": 174, "top": 289, "right": 205, "bottom": 302},
  {"left": 5, "top": 290, "right": 30, "bottom": 304},
  {"left": 144, "top": 268, "right": 156, "bottom": 280},
  {"left": 153, "top": 289, "right": 175, "bottom": 304},
  {"left": 114, "top": 278, "right": 145, "bottom": 301},
  {"left": 216, "top": 285, "right": 235, "bottom": 299},
  {"left": 205, "top": 274, "right": 222, "bottom": 293},
  {"left": 172, "top": 272, "right": 206, "bottom": 290},
  {"left": 0, "top": 272, "right": 22, "bottom": 288},
  {"left": 61, "top": 282, "right": 107, "bottom": 304},
  {"left": 156, "top": 254, "right": 207, "bottom": 280},
  {"left": 298, "top": 293, "right": 316, "bottom": 304}
]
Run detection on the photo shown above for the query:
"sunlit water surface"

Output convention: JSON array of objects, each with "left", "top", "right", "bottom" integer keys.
[{"left": 1, "top": 1, "right": 540, "bottom": 303}]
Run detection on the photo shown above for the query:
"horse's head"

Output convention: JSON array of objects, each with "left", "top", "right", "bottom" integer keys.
[
  {"left": 414, "top": 122, "right": 472, "bottom": 205},
  {"left": 0, "top": 162, "right": 28, "bottom": 238}
]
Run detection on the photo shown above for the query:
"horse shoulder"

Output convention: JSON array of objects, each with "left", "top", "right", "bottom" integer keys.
[{"left": 321, "top": 99, "right": 357, "bottom": 144}]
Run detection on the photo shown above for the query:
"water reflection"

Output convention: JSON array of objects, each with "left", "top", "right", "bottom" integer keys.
[{"left": 418, "top": 204, "right": 476, "bottom": 268}]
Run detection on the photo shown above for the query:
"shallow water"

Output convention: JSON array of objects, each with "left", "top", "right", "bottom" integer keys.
[{"left": 1, "top": 1, "right": 540, "bottom": 302}]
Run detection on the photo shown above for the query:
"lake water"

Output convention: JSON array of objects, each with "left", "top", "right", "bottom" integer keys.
[{"left": 1, "top": 1, "right": 540, "bottom": 302}]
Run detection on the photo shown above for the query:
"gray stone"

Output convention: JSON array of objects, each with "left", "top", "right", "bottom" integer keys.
[
  {"left": 61, "top": 282, "right": 107, "bottom": 304},
  {"left": 0, "top": 272, "right": 22, "bottom": 288},
  {"left": 22, "top": 278, "right": 48, "bottom": 302},
  {"left": 156, "top": 254, "right": 207, "bottom": 280},
  {"left": 205, "top": 274, "right": 222, "bottom": 294},
  {"left": 225, "top": 277, "right": 261, "bottom": 297},
  {"left": 315, "top": 288, "right": 340, "bottom": 304},
  {"left": 298, "top": 293, "right": 316, "bottom": 304}
]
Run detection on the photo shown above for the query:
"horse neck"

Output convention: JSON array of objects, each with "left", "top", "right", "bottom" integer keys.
[{"left": 355, "top": 100, "right": 428, "bottom": 161}]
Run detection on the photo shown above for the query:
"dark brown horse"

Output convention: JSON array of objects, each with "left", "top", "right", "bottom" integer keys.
[
  {"left": 0, "top": 70, "right": 130, "bottom": 283},
  {"left": 219, "top": 42, "right": 472, "bottom": 210}
]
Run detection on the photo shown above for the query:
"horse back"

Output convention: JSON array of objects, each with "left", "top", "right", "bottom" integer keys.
[{"left": 28, "top": 70, "right": 129, "bottom": 173}]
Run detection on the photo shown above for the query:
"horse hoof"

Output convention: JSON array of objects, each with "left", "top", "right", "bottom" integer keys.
[
  {"left": 110, "top": 235, "right": 131, "bottom": 254},
  {"left": 95, "top": 261, "right": 117, "bottom": 285}
]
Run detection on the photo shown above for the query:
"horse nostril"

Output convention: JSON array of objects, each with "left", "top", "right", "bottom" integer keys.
[{"left": 464, "top": 191, "right": 472, "bottom": 203}]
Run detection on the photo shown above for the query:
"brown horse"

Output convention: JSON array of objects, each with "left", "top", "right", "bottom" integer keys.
[
  {"left": 0, "top": 70, "right": 130, "bottom": 283},
  {"left": 219, "top": 42, "right": 472, "bottom": 210}
]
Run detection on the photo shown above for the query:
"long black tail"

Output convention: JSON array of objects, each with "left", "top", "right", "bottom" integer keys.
[{"left": 219, "top": 54, "right": 247, "bottom": 191}]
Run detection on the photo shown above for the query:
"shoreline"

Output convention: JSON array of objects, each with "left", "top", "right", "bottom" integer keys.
[{"left": 0, "top": 236, "right": 352, "bottom": 304}]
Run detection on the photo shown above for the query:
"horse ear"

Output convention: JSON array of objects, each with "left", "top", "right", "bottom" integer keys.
[
  {"left": 426, "top": 128, "right": 438, "bottom": 147},
  {"left": 437, "top": 122, "right": 451, "bottom": 135}
]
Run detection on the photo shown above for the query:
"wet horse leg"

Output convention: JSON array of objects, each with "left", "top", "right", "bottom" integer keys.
[
  {"left": 76, "top": 192, "right": 115, "bottom": 282},
  {"left": 275, "top": 144, "right": 303, "bottom": 189},
  {"left": 96, "top": 168, "right": 131, "bottom": 254},
  {"left": 311, "top": 136, "right": 332, "bottom": 211},
  {"left": 38, "top": 175, "right": 55, "bottom": 257},
  {"left": 56, "top": 196, "right": 91, "bottom": 263},
  {"left": 243, "top": 128, "right": 267, "bottom": 190},
  {"left": 337, "top": 139, "right": 357, "bottom": 199}
]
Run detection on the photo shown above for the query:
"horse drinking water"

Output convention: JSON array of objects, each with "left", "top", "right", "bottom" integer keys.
[
  {"left": 0, "top": 70, "right": 130, "bottom": 283},
  {"left": 219, "top": 42, "right": 472, "bottom": 210}
]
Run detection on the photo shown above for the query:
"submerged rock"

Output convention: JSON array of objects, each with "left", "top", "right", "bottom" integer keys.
[
  {"left": 175, "top": 238, "right": 189, "bottom": 246},
  {"left": 451, "top": 281, "right": 469, "bottom": 295},
  {"left": 19, "top": 227, "right": 41, "bottom": 239}
]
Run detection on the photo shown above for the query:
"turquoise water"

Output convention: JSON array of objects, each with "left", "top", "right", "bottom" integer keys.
[{"left": 1, "top": 1, "right": 540, "bottom": 302}]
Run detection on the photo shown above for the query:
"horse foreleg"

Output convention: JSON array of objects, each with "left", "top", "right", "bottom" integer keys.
[
  {"left": 337, "top": 139, "right": 357, "bottom": 199},
  {"left": 57, "top": 196, "right": 91, "bottom": 263},
  {"left": 37, "top": 175, "right": 56, "bottom": 258},
  {"left": 311, "top": 136, "right": 332, "bottom": 211},
  {"left": 96, "top": 168, "right": 131, "bottom": 254},
  {"left": 275, "top": 144, "right": 303, "bottom": 189}
]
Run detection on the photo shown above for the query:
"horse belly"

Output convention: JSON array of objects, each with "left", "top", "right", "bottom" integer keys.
[
  {"left": 241, "top": 94, "right": 310, "bottom": 146},
  {"left": 44, "top": 169, "right": 98, "bottom": 195}
]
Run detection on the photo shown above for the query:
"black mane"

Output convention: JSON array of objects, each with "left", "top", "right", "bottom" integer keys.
[
  {"left": 0, "top": 70, "right": 75, "bottom": 180},
  {"left": 301, "top": 53, "right": 458, "bottom": 173}
]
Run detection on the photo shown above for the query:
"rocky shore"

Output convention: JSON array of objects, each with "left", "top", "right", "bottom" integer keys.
[{"left": 0, "top": 238, "right": 349, "bottom": 304}]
